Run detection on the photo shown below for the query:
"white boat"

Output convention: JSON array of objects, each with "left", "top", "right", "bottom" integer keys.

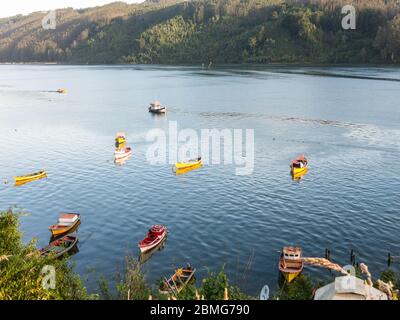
[
  {"left": 114, "top": 147, "right": 132, "bottom": 160},
  {"left": 148, "top": 101, "right": 166, "bottom": 114}
]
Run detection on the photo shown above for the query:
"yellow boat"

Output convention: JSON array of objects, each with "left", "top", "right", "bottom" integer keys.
[
  {"left": 279, "top": 247, "right": 304, "bottom": 283},
  {"left": 49, "top": 213, "right": 81, "bottom": 237},
  {"left": 175, "top": 163, "right": 202, "bottom": 175},
  {"left": 14, "top": 170, "right": 47, "bottom": 183},
  {"left": 290, "top": 155, "right": 308, "bottom": 176},
  {"left": 175, "top": 157, "right": 202, "bottom": 170}
]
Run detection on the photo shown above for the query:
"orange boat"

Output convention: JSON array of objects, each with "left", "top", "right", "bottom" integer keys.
[
  {"left": 49, "top": 213, "right": 81, "bottom": 237},
  {"left": 279, "top": 247, "right": 304, "bottom": 283}
]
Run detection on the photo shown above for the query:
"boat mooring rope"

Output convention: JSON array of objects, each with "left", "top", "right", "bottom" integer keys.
[{"left": 302, "top": 257, "right": 349, "bottom": 275}]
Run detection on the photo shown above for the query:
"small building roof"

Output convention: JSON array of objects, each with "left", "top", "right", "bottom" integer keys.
[{"left": 314, "top": 276, "right": 388, "bottom": 300}]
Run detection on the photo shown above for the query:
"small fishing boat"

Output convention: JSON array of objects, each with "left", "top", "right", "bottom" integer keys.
[
  {"left": 114, "top": 147, "right": 132, "bottom": 160},
  {"left": 49, "top": 213, "right": 81, "bottom": 237},
  {"left": 175, "top": 157, "right": 202, "bottom": 170},
  {"left": 14, "top": 170, "right": 47, "bottom": 183},
  {"left": 160, "top": 264, "right": 196, "bottom": 296},
  {"left": 148, "top": 101, "right": 166, "bottom": 114},
  {"left": 57, "top": 88, "right": 67, "bottom": 94},
  {"left": 174, "top": 162, "right": 202, "bottom": 175},
  {"left": 279, "top": 247, "right": 304, "bottom": 283},
  {"left": 40, "top": 234, "right": 78, "bottom": 258},
  {"left": 138, "top": 225, "right": 168, "bottom": 253},
  {"left": 290, "top": 155, "right": 308, "bottom": 175}
]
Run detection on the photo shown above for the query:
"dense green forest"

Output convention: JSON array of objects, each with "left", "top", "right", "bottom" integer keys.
[{"left": 0, "top": 0, "right": 400, "bottom": 64}]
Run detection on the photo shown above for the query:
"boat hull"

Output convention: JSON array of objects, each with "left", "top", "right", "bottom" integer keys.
[
  {"left": 175, "top": 160, "right": 202, "bottom": 170},
  {"left": 50, "top": 219, "right": 81, "bottom": 237},
  {"left": 138, "top": 228, "right": 168, "bottom": 253},
  {"left": 291, "top": 166, "right": 307, "bottom": 176},
  {"left": 282, "top": 270, "right": 301, "bottom": 283},
  {"left": 139, "top": 239, "right": 163, "bottom": 253},
  {"left": 14, "top": 171, "right": 47, "bottom": 182},
  {"left": 40, "top": 235, "right": 78, "bottom": 259},
  {"left": 114, "top": 148, "right": 132, "bottom": 160},
  {"left": 149, "top": 107, "right": 166, "bottom": 114}
]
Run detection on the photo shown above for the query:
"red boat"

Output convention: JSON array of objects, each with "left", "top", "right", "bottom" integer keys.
[{"left": 138, "top": 225, "right": 168, "bottom": 253}]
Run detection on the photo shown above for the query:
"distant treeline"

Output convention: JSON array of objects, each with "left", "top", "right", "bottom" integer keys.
[{"left": 0, "top": 0, "right": 400, "bottom": 64}]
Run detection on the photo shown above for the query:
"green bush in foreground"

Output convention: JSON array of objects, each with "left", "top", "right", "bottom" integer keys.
[
  {"left": 273, "top": 275, "right": 315, "bottom": 300},
  {"left": 0, "top": 208, "right": 88, "bottom": 300}
]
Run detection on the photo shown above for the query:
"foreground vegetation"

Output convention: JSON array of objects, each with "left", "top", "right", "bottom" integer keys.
[
  {"left": 1, "top": 208, "right": 399, "bottom": 300},
  {"left": 0, "top": 208, "right": 252, "bottom": 300},
  {"left": 0, "top": 208, "right": 88, "bottom": 299},
  {"left": 1, "top": 0, "right": 400, "bottom": 64}
]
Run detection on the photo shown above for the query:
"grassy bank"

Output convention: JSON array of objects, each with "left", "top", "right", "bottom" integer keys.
[
  {"left": 1, "top": 208, "right": 399, "bottom": 300},
  {"left": 0, "top": 208, "right": 88, "bottom": 300}
]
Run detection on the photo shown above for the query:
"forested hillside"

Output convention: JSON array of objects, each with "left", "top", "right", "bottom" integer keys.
[{"left": 0, "top": 0, "right": 399, "bottom": 64}]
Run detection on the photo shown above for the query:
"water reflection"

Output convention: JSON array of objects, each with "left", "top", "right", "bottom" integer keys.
[{"left": 114, "top": 155, "right": 132, "bottom": 166}]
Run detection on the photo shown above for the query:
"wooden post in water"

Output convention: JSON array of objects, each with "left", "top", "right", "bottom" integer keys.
[
  {"left": 325, "top": 248, "right": 331, "bottom": 261},
  {"left": 350, "top": 249, "right": 356, "bottom": 266}
]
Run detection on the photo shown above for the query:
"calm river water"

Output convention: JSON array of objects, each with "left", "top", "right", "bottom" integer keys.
[{"left": 0, "top": 65, "right": 399, "bottom": 296}]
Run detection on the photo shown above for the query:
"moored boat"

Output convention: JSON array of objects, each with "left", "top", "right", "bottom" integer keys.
[
  {"left": 279, "top": 246, "right": 304, "bottom": 283},
  {"left": 40, "top": 234, "right": 78, "bottom": 258},
  {"left": 290, "top": 155, "right": 308, "bottom": 175},
  {"left": 114, "top": 147, "right": 133, "bottom": 160},
  {"left": 160, "top": 264, "right": 196, "bottom": 296},
  {"left": 148, "top": 101, "right": 166, "bottom": 114},
  {"left": 174, "top": 162, "right": 202, "bottom": 175},
  {"left": 175, "top": 157, "right": 202, "bottom": 170},
  {"left": 14, "top": 170, "right": 47, "bottom": 183},
  {"left": 138, "top": 225, "right": 168, "bottom": 253},
  {"left": 49, "top": 213, "right": 81, "bottom": 237}
]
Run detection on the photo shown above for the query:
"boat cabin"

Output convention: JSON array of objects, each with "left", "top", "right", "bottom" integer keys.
[
  {"left": 281, "top": 246, "right": 303, "bottom": 270},
  {"left": 283, "top": 247, "right": 302, "bottom": 260},
  {"left": 291, "top": 155, "right": 308, "bottom": 168},
  {"left": 150, "top": 101, "right": 162, "bottom": 109}
]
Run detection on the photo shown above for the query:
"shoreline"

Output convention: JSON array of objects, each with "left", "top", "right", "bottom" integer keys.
[{"left": 1, "top": 62, "right": 400, "bottom": 68}]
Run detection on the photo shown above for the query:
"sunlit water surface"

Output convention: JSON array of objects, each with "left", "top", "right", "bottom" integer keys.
[{"left": 0, "top": 65, "right": 399, "bottom": 296}]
